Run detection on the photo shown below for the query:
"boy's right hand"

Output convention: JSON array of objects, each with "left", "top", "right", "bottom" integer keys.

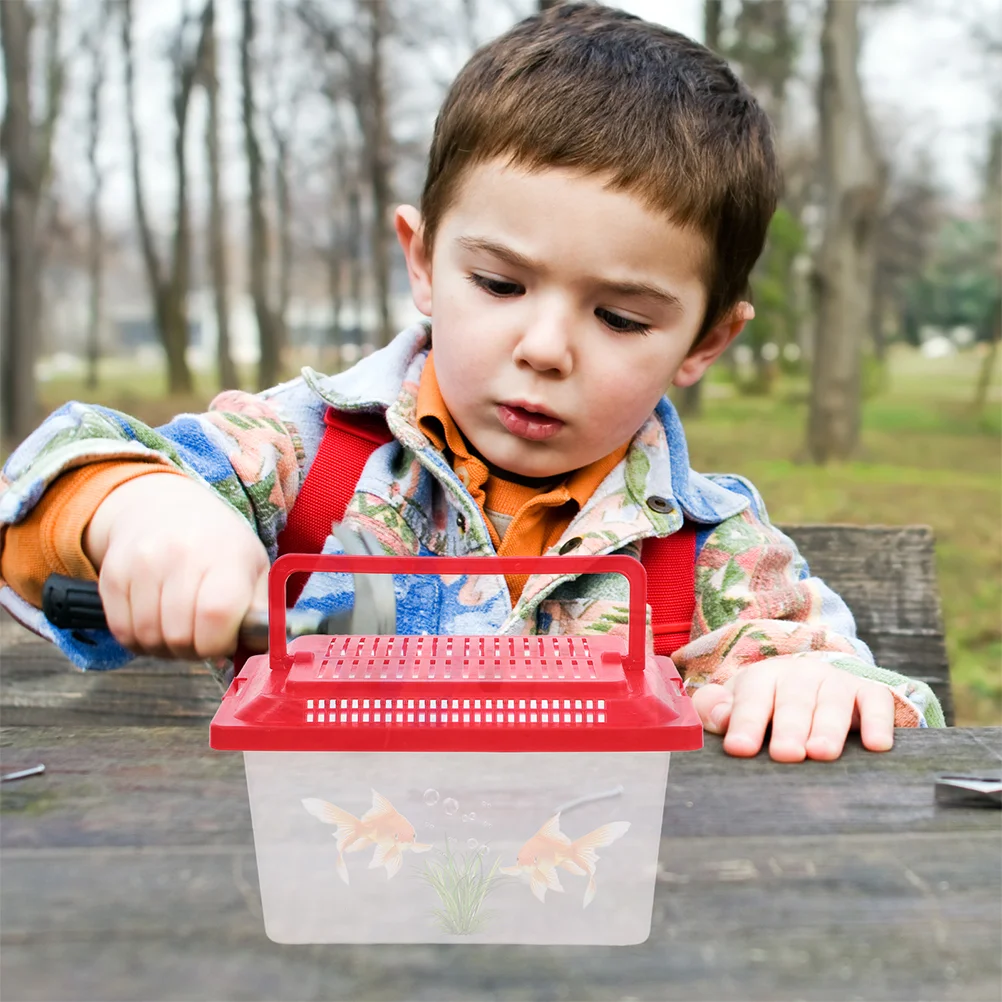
[{"left": 84, "top": 473, "right": 271, "bottom": 660}]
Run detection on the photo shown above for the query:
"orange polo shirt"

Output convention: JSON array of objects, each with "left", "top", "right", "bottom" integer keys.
[
  {"left": 0, "top": 461, "right": 187, "bottom": 608},
  {"left": 416, "top": 352, "right": 630, "bottom": 602}
]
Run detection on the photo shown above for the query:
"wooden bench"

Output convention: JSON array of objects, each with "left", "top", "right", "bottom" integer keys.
[
  {"left": 782, "top": 524, "right": 953, "bottom": 725},
  {"left": 0, "top": 524, "right": 954, "bottom": 726}
]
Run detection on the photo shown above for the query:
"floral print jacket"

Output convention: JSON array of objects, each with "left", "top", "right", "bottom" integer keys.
[{"left": 0, "top": 325, "right": 943, "bottom": 727}]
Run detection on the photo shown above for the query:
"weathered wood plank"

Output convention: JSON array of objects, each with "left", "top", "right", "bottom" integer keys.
[
  {"left": 1, "top": 831, "right": 998, "bottom": 1002},
  {"left": 2, "top": 727, "right": 998, "bottom": 847},
  {"left": 1, "top": 726, "right": 999, "bottom": 1002},
  {"left": 781, "top": 524, "right": 954, "bottom": 724},
  {"left": 1, "top": 606, "right": 222, "bottom": 725},
  {"left": 0, "top": 640, "right": 221, "bottom": 726}
]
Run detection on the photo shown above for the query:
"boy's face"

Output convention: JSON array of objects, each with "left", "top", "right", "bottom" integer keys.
[{"left": 397, "top": 161, "right": 748, "bottom": 479}]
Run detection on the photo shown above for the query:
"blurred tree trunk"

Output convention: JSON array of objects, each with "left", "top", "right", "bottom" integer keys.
[
  {"left": 297, "top": 0, "right": 395, "bottom": 351},
  {"left": 678, "top": 0, "right": 724, "bottom": 419},
  {"left": 275, "top": 134, "right": 292, "bottom": 328},
  {"left": 85, "top": 3, "right": 108, "bottom": 391},
  {"left": 121, "top": 0, "right": 208, "bottom": 395},
  {"left": 973, "top": 298, "right": 1001, "bottom": 415},
  {"left": 0, "top": 0, "right": 63, "bottom": 443},
  {"left": 326, "top": 59, "right": 360, "bottom": 357},
  {"left": 326, "top": 137, "right": 347, "bottom": 358},
  {"left": 327, "top": 228, "right": 343, "bottom": 362},
  {"left": 461, "top": 0, "right": 479, "bottom": 51},
  {"left": 704, "top": 0, "right": 722, "bottom": 53},
  {"left": 973, "top": 121, "right": 1001, "bottom": 414},
  {"left": 731, "top": 0, "right": 795, "bottom": 396},
  {"left": 202, "top": 0, "right": 238, "bottom": 391},
  {"left": 241, "top": 0, "right": 286, "bottom": 390},
  {"left": 733, "top": 0, "right": 792, "bottom": 142},
  {"left": 267, "top": 2, "right": 294, "bottom": 338},
  {"left": 365, "top": 0, "right": 393, "bottom": 349},
  {"left": 347, "top": 175, "right": 364, "bottom": 349},
  {"left": 869, "top": 271, "right": 887, "bottom": 363},
  {"left": 807, "top": 0, "right": 885, "bottom": 463},
  {"left": 267, "top": 1, "right": 296, "bottom": 357}
]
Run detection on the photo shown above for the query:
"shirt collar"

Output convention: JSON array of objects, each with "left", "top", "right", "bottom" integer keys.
[
  {"left": 415, "top": 350, "right": 631, "bottom": 510},
  {"left": 300, "top": 323, "right": 748, "bottom": 526},
  {"left": 640, "top": 396, "right": 749, "bottom": 524},
  {"left": 415, "top": 349, "right": 470, "bottom": 461}
]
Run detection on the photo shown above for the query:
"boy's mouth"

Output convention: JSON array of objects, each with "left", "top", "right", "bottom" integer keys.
[{"left": 497, "top": 402, "right": 565, "bottom": 442}]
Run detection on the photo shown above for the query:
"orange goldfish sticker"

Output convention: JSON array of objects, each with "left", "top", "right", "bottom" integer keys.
[
  {"left": 303, "top": 789, "right": 432, "bottom": 884},
  {"left": 500, "top": 812, "right": 630, "bottom": 907}
]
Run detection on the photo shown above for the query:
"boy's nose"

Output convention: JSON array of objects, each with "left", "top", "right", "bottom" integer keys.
[{"left": 512, "top": 306, "right": 574, "bottom": 376}]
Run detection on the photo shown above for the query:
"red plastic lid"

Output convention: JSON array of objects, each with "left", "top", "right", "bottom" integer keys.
[{"left": 209, "top": 554, "right": 703, "bottom": 753}]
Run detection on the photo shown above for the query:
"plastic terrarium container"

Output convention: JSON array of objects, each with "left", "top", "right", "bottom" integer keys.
[{"left": 211, "top": 553, "right": 702, "bottom": 945}]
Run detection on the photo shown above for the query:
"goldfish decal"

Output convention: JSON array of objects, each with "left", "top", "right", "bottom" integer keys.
[
  {"left": 500, "top": 813, "right": 630, "bottom": 908},
  {"left": 302, "top": 789, "right": 432, "bottom": 884}
]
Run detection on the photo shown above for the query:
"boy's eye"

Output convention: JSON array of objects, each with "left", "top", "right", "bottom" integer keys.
[
  {"left": 595, "top": 307, "right": 651, "bottom": 335},
  {"left": 467, "top": 273, "right": 523, "bottom": 297}
]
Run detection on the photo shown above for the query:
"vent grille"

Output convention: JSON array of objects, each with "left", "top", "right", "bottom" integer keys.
[
  {"left": 318, "top": 635, "right": 602, "bottom": 681},
  {"left": 303, "top": 696, "right": 607, "bottom": 726}
]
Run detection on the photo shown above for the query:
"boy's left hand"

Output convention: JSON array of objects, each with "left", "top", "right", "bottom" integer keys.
[{"left": 689, "top": 656, "right": 895, "bottom": 762}]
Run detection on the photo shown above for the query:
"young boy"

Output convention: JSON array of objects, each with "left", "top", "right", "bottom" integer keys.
[{"left": 0, "top": 3, "right": 943, "bottom": 760}]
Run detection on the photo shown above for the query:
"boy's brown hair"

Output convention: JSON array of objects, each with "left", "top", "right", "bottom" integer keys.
[{"left": 420, "top": 2, "right": 781, "bottom": 341}]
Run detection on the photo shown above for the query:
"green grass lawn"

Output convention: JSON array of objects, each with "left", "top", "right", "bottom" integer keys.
[
  {"left": 682, "top": 345, "right": 1001, "bottom": 726},
  {"left": 24, "top": 343, "right": 1002, "bottom": 726}
]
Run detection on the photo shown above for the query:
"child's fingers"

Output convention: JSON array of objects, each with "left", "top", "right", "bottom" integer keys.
[
  {"left": 689, "top": 683, "right": 734, "bottom": 735},
  {"left": 109, "top": 536, "right": 175, "bottom": 655},
  {"left": 192, "top": 565, "right": 256, "bottom": 660},
  {"left": 855, "top": 682, "right": 895, "bottom": 753},
  {"left": 127, "top": 571, "right": 172, "bottom": 656},
  {"left": 160, "top": 563, "right": 210, "bottom": 659},
  {"left": 97, "top": 564, "right": 136, "bottom": 653},
  {"left": 768, "top": 670, "right": 823, "bottom": 763},
  {"left": 722, "top": 670, "right": 777, "bottom": 758},
  {"left": 803, "top": 673, "right": 857, "bottom": 761}
]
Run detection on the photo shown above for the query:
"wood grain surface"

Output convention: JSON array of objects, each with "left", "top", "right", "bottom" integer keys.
[{"left": 1, "top": 725, "right": 999, "bottom": 1002}]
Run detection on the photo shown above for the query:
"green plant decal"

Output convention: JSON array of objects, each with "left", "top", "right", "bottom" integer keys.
[{"left": 420, "top": 839, "right": 502, "bottom": 935}]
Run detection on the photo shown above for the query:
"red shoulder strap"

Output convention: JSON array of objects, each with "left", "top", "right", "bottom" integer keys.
[
  {"left": 276, "top": 407, "right": 392, "bottom": 605},
  {"left": 642, "top": 526, "right": 697, "bottom": 657},
  {"left": 274, "top": 405, "right": 696, "bottom": 656}
]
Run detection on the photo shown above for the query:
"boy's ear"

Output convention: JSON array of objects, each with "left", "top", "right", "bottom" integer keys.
[
  {"left": 394, "top": 205, "right": 433, "bottom": 317},
  {"left": 672, "top": 302, "right": 755, "bottom": 387}
]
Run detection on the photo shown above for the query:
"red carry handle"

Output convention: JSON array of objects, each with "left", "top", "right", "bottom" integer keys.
[{"left": 268, "top": 553, "right": 648, "bottom": 673}]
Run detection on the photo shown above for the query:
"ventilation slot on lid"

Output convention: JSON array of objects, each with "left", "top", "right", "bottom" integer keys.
[
  {"left": 316, "top": 635, "right": 601, "bottom": 682},
  {"left": 302, "top": 694, "right": 609, "bottom": 726}
]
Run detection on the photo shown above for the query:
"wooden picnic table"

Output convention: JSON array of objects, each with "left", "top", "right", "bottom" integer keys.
[
  {"left": 0, "top": 520, "right": 989, "bottom": 1000},
  {"left": 2, "top": 723, "right": 999, "bottom": 1002}
]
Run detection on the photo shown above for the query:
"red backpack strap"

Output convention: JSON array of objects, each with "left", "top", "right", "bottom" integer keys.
[
  {"left": 641, "top": 524, "right": 697, "bottom": 657},
  {"left": 276, "top": 407, "right": 392, "bottom": 605}
]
